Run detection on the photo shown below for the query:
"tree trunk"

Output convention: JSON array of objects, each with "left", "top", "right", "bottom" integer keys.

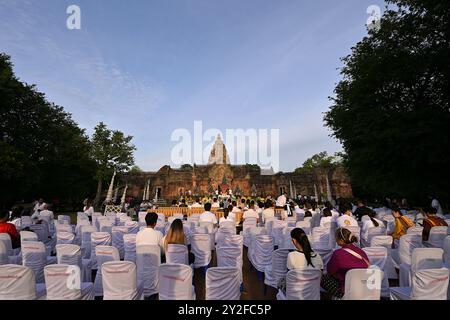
[{"left": 94, "top": 178, "right": 103, "bottom": 209}]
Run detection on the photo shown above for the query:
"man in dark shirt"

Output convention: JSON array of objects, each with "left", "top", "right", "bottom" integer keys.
[
  {"left": 422, "top": 207, "right": 448, "bottom": 241},
  {"left": 353, "top": 200, "right": 372, "bottom": 221},
  {"left": 0, "top": 210, "right": 20, "bottom": 248}
]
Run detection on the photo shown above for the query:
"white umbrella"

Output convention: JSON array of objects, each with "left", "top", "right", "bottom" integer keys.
[
  {"left": 105, "top": 170, "right": 116, "bottom": 203},
  {"left": 143, "top": 181, "right": 147, "bottom": 201},
  {"left": 112, "top": 187, "right": 119, "bottom": 203},
  {"left": 326, "top": 173, "right": 333, "bottom": 203},
  {"left": 314, "top": 183, "right": 318, "bottom": 202},
  {"left": 289, "top": 180, "right": 294, "bottom": 199}
]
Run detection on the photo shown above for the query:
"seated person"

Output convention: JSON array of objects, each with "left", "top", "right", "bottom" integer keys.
[
  {"left": 243, "top": 201, "right": 259, "bottom": 222},
  {"left": 422, "top": 206, "right": 448, "bottom": 241},
  {"left": 199, "top": 203, "right": 218, "bottom": 226},
  {"left": 321, "top": 228, "right": 370, "bottom": 299},
  {"left": 0, "top": 210, "right": 20, "bottom": 248},
  {"left": 361, "top": 209, "right": 383, "bottom": 242},
  {"left": 163, "top": 219, "right": 194, "bottom": 264},
  {"left": 336, "top": 202, "right": 358, "bottom": 227},
  {"left": 136, "top": 212, "right": 164, "bottom": 252},
  {"left": 262, "top": 201, "right": 275, "bottom": 223},
  {"left": 320, "top": 208, "right": 333, "bottom": 227},
  {"left": 389, "top": 205, "right": 414, "bottom": 241}
]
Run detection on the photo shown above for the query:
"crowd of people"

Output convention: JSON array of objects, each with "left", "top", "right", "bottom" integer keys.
[{"left": 0, "top": 193, "right": 448, "bottom": 300}]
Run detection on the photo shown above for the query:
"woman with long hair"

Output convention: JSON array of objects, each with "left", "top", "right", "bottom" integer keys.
[
  {"left": 361, "top": 209, "right": 383, "bottom": 242},
  {"left": 288, "top": 228, "right": 323, "bottom": 270},
  {"left": 321, "top": 227, "right": 370, "bottom": 299},
  {"left": 163, "top": 219, "right": 195, "bottom": 264}
]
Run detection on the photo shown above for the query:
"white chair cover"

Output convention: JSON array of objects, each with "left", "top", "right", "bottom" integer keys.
[
  {"left": 138, "top": 212, "right": 148, "bottom": 223},
  {"left": 56, "top": 224, "right": 73, "bottom": 234},
  {"left": 124, "top": 221, "right": 139, "bottom": 234},
  {"left": 44, "top": 264, "right": 94, "bottom": 300},
  {"left": 0, "top": 233, "right": 20, "bottom": 264},
  {"left": 102, "top": 261, "right": 144, "bottom": 300},
  {"left": 279, "top": 227, "right": 295, "bottom": 250},
  {"left": 425, "top": 226, "right": 448, "bottom": 248},
  {"left": 20, "top": 231, "right": 38, "bottom": 243},
  {"left": 90, "top": 232, "right": 112, "bottom": 269},
  {"left": 443, "top": 236, "right": 450, "bottom": 267},
  {"left": 264, "top": 249, "right": 289, "bottom": 288},
  {"left": 295, "top": 221, "right": 311, "bottom": 235},
  {"left": 342, "top": 268, "right": 384, "bottom": 300},
  {"left": 0, "top": 242, "right": 8, "bottom": 265},
  {"left": 191, "top": 234, "right": 212, "bottom": 268},
  {"left": 362, "top": 247, "right": 389, "bottom": 297},
  {"left": 406, "top": 226, "right": 423, "bottom": 236},
  {"left": 271, "top": 220, "right": 287, "bottom": 247},
  {"left": 22, "top": 241, "right": 56, "bottom": 283},
  {"left": 94, "top": 245, "right": 120, "bottom": 296},
  {"left": 80, "top": 226, "right": 96, "bottom": 259},
  {"left": 215, "top": 227, "right": 235, "bottom": 248},
  {"left": 158, "top": 263, "right": 195, "bottom": 300},
  {"left": 390, "top": 268, "right": 450, "bottom": 300},
  {"left": 392, "top": 234, "right": 422, "bottom": 268},
  {"left": 251, "top": 235, "right": 274, "bottom": 272},
  {"left": 205, "top": 267, "right": 241, "bottom": 300},
  {"left": 58, "top": 215, "right": 71, "bottom": 225},
  {"left": 0, "top": 264, "right": 40, "bottom": 299},
  {"left": 118, "top": 216, "right": 132, "bottom": 226},
  {"left": 311, "top": 227, "right": 333, "bottom": 250},
  {"left": 362, "top": 227, "right": 387, "bottom": 247},
  {"left": 56, "top": 232, "right": 75, "bottom": 245},
  {"left": 399, "top": 247, "right": 444, "bottom": 287},
  {"left": 112, "top": 226, "right": 128, "bottom": 259},
  {"left": 56, "top": 244, "right": 92, "bottom": 282},
  {"left": 136, "top": 245, "right": 160, "bottom": 296},
  {"left": 166, "top": 244, "right": 189, "bottom": 265},
  {"left": 277, "top": 268, "right": 322, "bottom": 300},
  {"left": 21, "top": 216, "right": 33, "bottom": 228},
  {"left": 123, "top": 234, "right": 137, "bottom": 263},
  {"left": 216, "top": 246, "right": 243, "bottom": 283}
]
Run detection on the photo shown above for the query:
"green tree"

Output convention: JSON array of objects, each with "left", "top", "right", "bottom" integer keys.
[
  {"left": 324, "top": 0, "right": 450, "bottom": 205},
  {"left": 129, "top": 165, "right": 143, "bottom": 173},
  {"left": 91, "top": 122, "right": 136, "bottom": 207},
  {"left": 0, "top": 53, "right": 97, "bottom": 209},
  {"left": 294, "top": 152, "right": 341, "bottom": 173}
]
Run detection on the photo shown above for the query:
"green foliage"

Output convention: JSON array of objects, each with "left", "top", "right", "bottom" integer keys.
[
  {"left": 0, "top": 53, "right": 97, "bottom": 208},
  {"left": 129, "top": 165, "right": 143, "bottom": 173},
  {"left": 324, "top": 0, "right": 450, "bottom": 204},
  {"left": 294, "top": 152, "right": 341, "bottom": 173}
]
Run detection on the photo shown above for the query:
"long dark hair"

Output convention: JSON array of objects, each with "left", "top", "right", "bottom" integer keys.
[
  {"left": 291, "top": 228, "right": 316, "bottom": 268},
  {"left": 368, "top": 210, "right": 379, "bottom": 227},
  {"left": 336, "top": 227, "right": 358, "bottom": 245}
]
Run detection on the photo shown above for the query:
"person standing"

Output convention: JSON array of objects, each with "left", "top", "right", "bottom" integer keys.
[{"left": 83, "top": 200, "right": 95, "bottom": 222}]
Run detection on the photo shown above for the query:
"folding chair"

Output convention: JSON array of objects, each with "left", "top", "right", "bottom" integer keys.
[
  {"left": 0, "top": 264, "right": 45, "bottom": 299},
  {"left": 123, "top": 234, "right": 137, "bottom": 263},
  {"left": 166, "top": 244, "right": 189, "bottom": 265},
  {"left": 21, "top": 241, "right": 57, "bottom": 283},
  {"left": 44, "top": 264, "right": 94, "bottom": 300},
  {"left": 276, "top": 268, "right": 322, "bottom": 300},
  {"left": 191, "top": 233, "right": 212, "bottom": 268},
  {"left": 94, "top": 245, "right": 120, "bottom": 297},
  {"left": 56, "top": 244, "right": 92, "bottom": 282},
  {"left": 342, "top": 268, "right": 384, "bottom": 300},
  {"left": 424, "top": 226, "right": 448, "bottom": 248},
  {"left": 90, "top": 232, "right": 112, "bottom": 270},
  {"left": 390, "top": 268, "right": 450, "bottom": 300},
  {"left": 206, "top": 267, "right": 241, "bottom": 300},
  {"left": 399, "top": 247, "right": 443, "bottom": 287},
  {"left": 136, "top": 245, "right": 161, "bottom": 297},
  {"left": 158, "top": 263, "right": 195, "bottom": 300},
  {"left": 264, "top": 249, "right": 289, "bottom": 289},
  {"left": 112, "top": 226, "right": 129, "bottom": 260},
  {"left": 102, "top": 261, "right": 144, "bottom": 300}
]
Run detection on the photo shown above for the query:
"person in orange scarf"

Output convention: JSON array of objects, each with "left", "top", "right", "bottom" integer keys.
[
  {"left": 422, "top": 206, "right": 448, "bottom": 241},
  {"left": 389, "top": 205, "right": 414, "bottom": 242}
]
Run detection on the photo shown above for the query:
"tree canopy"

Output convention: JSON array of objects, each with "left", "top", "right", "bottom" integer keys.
[
  {"left": 294, "top": 152, "right": 342, "bottom": 174},
  {"left": 0, "top": 53, "right": 97, "bottom": 209},
  {"left": 324, "top": 0, "right": 450, "bottom": 205}
]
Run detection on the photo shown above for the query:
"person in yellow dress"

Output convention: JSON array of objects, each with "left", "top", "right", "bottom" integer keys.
[{"left": 389, "top": 205, "right": 414, "bottom": 241}]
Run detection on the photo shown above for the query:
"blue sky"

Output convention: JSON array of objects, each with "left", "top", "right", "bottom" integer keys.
[{"left": 0, "top": 0, "right": 385, "bottom": 172}]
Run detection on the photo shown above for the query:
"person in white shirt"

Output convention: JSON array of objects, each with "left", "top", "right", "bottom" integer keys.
[
  {"left": 229, "top": 201, "right": 241, "bottom": 224},
  {"left": 211, "top": 198, "right": 220, "bottom": 208},
  {"left": 431, "top": 198, "right": 444, "bottom": 217},
  {"left": 276, "top": 193, "right": 287, "bottom": 208},
  {"left": 39, "top": 204, "right": 54, "bottom": 220},
  {"left": 262, "top": 201, "right": 275, "bottom": 222},
  {"left": 33, "top": 198, "right": 46, "bottom": 213},
  {"left": 190, "top": 198, "right": 203, "bottom": 208},
  {"left": 287, "top": 228, "right": 323, "bottom": 270},
  {"left": 243, "top": 201, "right": 259, "bottom": 222},
  {"left": 361, "top": 210, "right": 384, "bottom": 241},
  {"left": 199, "top": 203, "right": 218, "bottom": 225},
  {"left": 219, "top": 207, "right": 235, "bottom": 224},
  {"left": 320, "top": 208, "right": 333, "bottom": 227},
  {"left": 136, "top": 212, "right": 164, "bottom": 252},
  {"left": 83, "top": 200, "right": 95, "bottom": 221},
  {"left": 337, "top": 202, "right": 358, "bottom": 227}
]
